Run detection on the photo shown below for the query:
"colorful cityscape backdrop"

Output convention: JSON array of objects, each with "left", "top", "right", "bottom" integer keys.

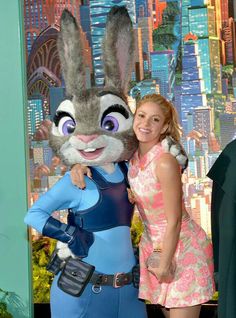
[{"left": 24, "top": 0, "right": 236, "bottom": 237}]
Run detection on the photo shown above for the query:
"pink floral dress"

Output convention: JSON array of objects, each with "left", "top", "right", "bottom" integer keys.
[{"left": 128, "top": 143, "right": 215, "bottom": 307}]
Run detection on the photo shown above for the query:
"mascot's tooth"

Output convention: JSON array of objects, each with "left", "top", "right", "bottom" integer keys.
[{"left": 83, "top": 148, "right": 96, "bottom": 152}]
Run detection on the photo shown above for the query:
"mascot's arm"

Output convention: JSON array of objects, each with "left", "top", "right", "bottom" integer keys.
[
  {"left": 24, "top": 173, "right": 94, "bottom": 258},
  {"left": 161, "top": 136, "right": 188, "bottom": 172}
]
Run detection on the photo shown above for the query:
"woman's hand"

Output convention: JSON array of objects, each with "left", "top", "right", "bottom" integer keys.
[
  {"left": 70, "top": 164, "right": 92, "bottom": 189},
  {"left": 127, "top": 188, "right": 136, "bottom": 204},
  {"left": 147, "top": 265, "right": 174, "bottom": 283}
]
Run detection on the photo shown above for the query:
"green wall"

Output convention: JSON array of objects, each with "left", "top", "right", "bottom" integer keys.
[{"left": 0, "top": 1, "right": 33, "bottom": 317}]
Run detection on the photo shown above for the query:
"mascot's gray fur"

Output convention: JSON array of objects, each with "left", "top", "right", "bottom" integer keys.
[{"left": 50, "top": 7, "right": 138, "bottom": 168}]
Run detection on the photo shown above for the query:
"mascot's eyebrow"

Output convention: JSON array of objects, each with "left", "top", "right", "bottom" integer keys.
[
  {"left": 101, "top": 105, "right": 129, "bottom": 124},
  {"left": 54, "top": 111, "right": 75, "bottom": 126}
]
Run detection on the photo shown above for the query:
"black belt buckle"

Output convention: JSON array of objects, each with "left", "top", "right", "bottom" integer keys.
[{"left": 113, "top": 272, "right": 126, "bottom": 288}]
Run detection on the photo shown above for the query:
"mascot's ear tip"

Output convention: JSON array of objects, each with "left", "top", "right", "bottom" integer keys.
[
  {"left": 108, "top": 5, "right": 128, "bottom": 16},
  {"left": 61, "top": 8, "right": 75, "bottom": 23},
  {"left": 61, "top": 8, "right": 69, "bottom": 17},
  {"left": 107, "top": 6, "right": 130, "bottom": 24}
]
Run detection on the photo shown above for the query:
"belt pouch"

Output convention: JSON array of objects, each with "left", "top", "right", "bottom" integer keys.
[{"left": 57, "top": 257, "right": 95, "bottom": 297}]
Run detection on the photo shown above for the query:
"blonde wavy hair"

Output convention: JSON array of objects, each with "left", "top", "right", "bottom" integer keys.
[{"left": 135, "top": 94, "right": 182, "bottom": 142}]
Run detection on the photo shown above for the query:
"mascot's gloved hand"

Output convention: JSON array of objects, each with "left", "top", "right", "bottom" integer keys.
[
  {"left": 42, "top": 216, "right": 94, "bottom": 258},
  {"left": 56, "top": 241, "right": 75, "bottom": 260},
  {"left": 161, "top": 136, "right": 188, "bottom": 172}
]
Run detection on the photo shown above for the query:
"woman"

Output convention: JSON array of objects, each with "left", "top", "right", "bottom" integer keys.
[
  {"left": 72, "top": 94, "right": 215, "bottom": 318},
  {"left": 129, "top": 94, "right": 214, "bottom": 317}
]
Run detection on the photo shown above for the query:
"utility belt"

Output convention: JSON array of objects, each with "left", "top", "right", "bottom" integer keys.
[{"left": 47, "top": 249, "right": 140, "bottom": 297}]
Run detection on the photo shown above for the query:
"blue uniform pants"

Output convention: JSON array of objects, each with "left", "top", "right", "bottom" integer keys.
[{"left": 50, "top": 275, "right": 147, "bottom": 318}]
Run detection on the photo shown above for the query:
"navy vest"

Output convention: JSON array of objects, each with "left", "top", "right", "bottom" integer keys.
[{"left": 67, "top": 162, "right": 134, "bottom": 232}]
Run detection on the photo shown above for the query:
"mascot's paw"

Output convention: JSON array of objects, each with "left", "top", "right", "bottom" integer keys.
[
  {"left": 161, "top": 136, "right": 188, "bottom": 171},
  {"left": 56, "top": 241, "right": 75, "bottom": 259}
]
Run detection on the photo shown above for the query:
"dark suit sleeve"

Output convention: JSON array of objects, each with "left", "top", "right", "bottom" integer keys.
[
  {"left": 207, "top": 139, "right": 236, "bottom": 318},
  {"left": 207, "top": 139, "right": 236, "bottom": 202}
]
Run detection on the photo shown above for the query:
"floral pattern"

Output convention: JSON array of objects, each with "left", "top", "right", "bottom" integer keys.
[{"left": 128, "top": 144, "right": 215, "bottom": 307}]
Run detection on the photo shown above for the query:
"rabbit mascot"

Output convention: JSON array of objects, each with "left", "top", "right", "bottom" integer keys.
[{"left": 25, "top": 6, "right": 187, "bottom": 318}]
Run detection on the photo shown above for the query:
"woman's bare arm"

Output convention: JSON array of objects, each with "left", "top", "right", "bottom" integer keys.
[{"left": 149, "top": 153, "right": 182, "bottom": 282}]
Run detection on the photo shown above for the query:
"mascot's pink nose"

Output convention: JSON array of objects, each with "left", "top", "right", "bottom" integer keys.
[{"left": 76, "top": 134, "right": 98, "bottom": 143}]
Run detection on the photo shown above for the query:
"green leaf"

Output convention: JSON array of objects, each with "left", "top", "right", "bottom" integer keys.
[{"left": 32, "top": 237, "right": 55, "bottom": 303}]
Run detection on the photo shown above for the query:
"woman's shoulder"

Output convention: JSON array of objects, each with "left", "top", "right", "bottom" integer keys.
[
  {"left": 154, "top": 147, "right": 180, "bottom": 177},
  {"left": 156, "top": 152, "right": 179, "bottom": 169},
  {"left": 152, "top": 142, "right": 178, "bottom": 163}
]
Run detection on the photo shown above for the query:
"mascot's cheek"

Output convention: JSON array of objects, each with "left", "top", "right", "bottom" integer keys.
[
  {"left": 60, "top": 145, "right": 82, "bottom": 164},
  {"left": 100, "top": 138, "right": 124, "bottom": 161}
]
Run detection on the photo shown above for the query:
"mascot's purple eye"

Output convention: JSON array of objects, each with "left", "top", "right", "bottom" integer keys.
[
  {"left": 101, "top": 115, "right": 119, "bottom": 132},
  {"left": 58, "top": 116, "right": 76, "bottom": 136}
]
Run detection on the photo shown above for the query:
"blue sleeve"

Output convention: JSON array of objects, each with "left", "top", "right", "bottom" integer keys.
[{"left": 24, "top": 172, "right": 82, "bottom": 233}]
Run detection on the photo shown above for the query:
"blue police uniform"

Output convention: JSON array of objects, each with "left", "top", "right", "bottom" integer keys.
[{"left": 25, "top": 163, "right": 147, "bottom": 318}]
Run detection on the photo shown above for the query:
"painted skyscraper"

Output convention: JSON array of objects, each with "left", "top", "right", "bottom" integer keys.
[
  {"left": 138, "top": 15, "right": 154, "bottom": 72},
  {"left": 133, "top": 26, "right": 144, "bottom": 81},
  {"left": 27, "top": 97, "right": 44, "bottom": 136},
  {"left": 188, "top": 0, "right": 222, "bottom": 94},
  {"left": 150, "top": 50, "right": 175, "bottom": 100},
  {"left": 181, "top": 0, "right": 191, "bottom": 42},
  {"left": 219, "top": 113, "right": 236, "bottom": 148},
  {"left": 24, "top": 0, "right": 81, "bottom": 56},
  {"left": 152, "top": 0, "right": 167, "bottom": 29},
  {"left": 193, "top": 107, "right": 213, "bottom": 137},
  {"left": 180, "top": 33, "right": 207, "bottom": 134},
  {"left": 135, "top": 0, "right": 149, "bottom": 18}
]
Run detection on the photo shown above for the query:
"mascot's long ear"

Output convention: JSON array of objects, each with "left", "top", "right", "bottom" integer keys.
[
  {"left": 103, "top": 6, "right": 135, "bottom": 94},
  {"left": 57, "top": 9, "right": 85, "bottom": 96}
]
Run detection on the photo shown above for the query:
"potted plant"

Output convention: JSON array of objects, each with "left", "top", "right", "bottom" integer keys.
[
  {"left": 32, "top": 237, "right": 56, "bottom": 303},
  {"left": 0, "top": 288, "right": 13, "bottom": 318}
]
